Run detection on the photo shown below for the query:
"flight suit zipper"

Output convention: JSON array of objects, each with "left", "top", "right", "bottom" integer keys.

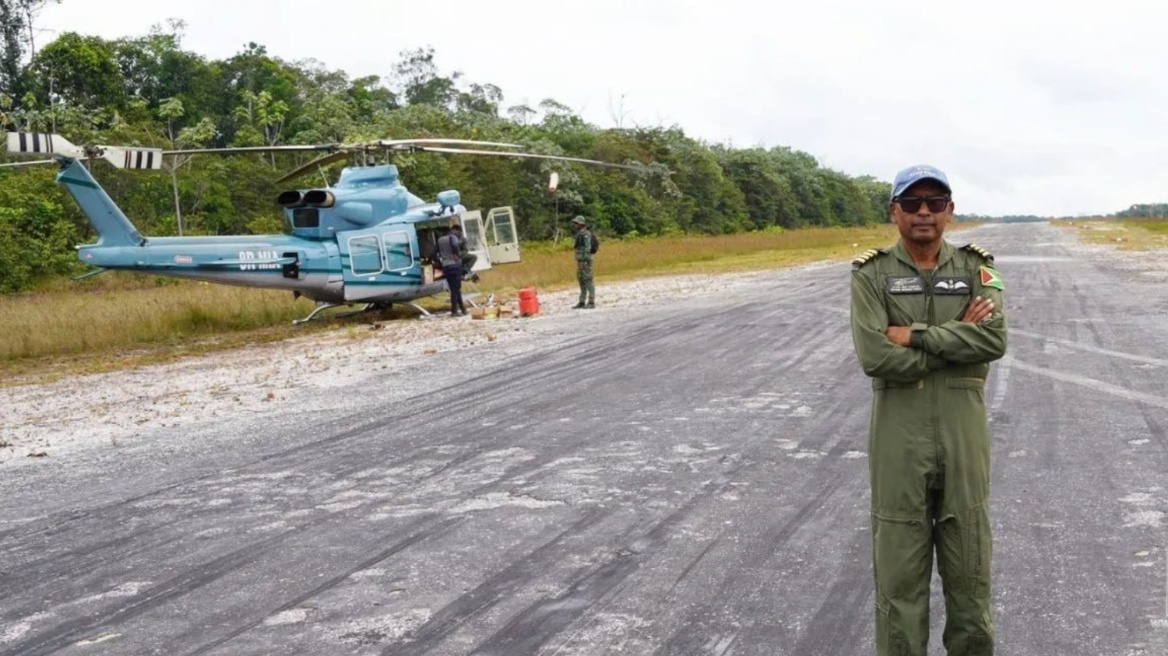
[{"left": 924, "top": 269, "right": 941, "bottom": 472}]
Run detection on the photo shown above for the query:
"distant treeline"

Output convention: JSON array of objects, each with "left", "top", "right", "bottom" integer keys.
[
  {"left": 0, "top": 15, "right": 905, "bottom": 292},
  {"left": 1112, "top": 203, "right": 1168, "bottom": 219},
  {"left": 3, "top": 6, "right": 1162, "bottom": 296}
]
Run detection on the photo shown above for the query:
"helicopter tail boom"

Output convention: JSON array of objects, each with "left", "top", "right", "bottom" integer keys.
[{"left": 57, "top": 159, "right": 146, "bottom": 248}]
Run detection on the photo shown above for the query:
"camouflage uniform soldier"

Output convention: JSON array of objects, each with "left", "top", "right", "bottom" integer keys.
[
  {"left": 849, "top": 164, "right": 1008, "bottom": 656},
  {"left": 571, "top": 215, "right": 595, "bottom": 309}
]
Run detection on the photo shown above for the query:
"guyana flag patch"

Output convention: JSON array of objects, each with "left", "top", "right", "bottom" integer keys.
[{"left": 979, "top": 265, "right": 1004, "bottom": 290}]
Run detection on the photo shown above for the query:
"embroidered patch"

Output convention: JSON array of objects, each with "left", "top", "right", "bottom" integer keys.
[
  {"left": 933, "top": 276, "right": 971, "bottom": 295},
  {"left": 979, "top": 266, "right": 1004, "bottom": 290},
  {"left": 886, "top": 275, "right": 926, "bottom": 294}
]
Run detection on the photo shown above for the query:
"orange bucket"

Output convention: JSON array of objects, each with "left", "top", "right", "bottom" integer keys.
[{"left": 517, "top": 287, "right": 539, "bottom": 316}]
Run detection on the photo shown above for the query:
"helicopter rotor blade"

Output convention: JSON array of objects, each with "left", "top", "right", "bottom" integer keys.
[
  {"left": 168, "top": 139, "right": 521, "bottom": 158},
  {"left": 274, "top": 151, "right": 354, "bottom": 185},
  {"left": 5, "top": 131, "right": 85, "bottom": 159},
  {"left": 408, "top": 146, "right": 647, "bottom": 171},
  {"left": 100, "top": 146, "right": 164, "bottom": 170},
  {"left": 164, "top": 144, "right": 344, "bottom": 156},
  {"left": 375, "top": 138, "right": 524, "bottom": 150}
]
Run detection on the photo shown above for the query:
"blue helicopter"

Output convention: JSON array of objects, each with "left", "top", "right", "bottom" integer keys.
[{"left": 1, "top": 131, "right": 642, "bottom": 322}]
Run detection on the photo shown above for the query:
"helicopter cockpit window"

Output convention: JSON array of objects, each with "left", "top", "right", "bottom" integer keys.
[
  {"left": 383, "top": 231, "right": 413, "bottom": 271},
  {"left": 349, "top": 235, "right": 383, "bottom": 275},
  {"left": 292, "top": 208, "right": 319, "bottom": 228}
]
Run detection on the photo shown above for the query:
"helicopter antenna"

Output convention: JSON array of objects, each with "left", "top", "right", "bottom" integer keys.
[
  {"left": 49, "top": 75, "right": 55, "bottom": 135},
  {"left": 317, "top": 165, "right": 329, "bottom": 188}
]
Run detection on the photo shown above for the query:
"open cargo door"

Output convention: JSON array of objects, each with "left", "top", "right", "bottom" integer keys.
[
  {"left": 484, "top": 206, "right": 521, "bottom": 265},
  {"left": 459, "top": 210, "right": 491, "bottom": 272}
]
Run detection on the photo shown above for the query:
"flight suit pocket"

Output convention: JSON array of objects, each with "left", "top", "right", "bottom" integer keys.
[{"left": 872, "top": 513, "right": 929, "bottom": 600}]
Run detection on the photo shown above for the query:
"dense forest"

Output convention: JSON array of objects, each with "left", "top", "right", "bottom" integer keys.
[{"left": 0, "top": 4, "right": 1039, "bottom": 293}]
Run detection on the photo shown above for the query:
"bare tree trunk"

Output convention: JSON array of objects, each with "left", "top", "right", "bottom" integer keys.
[{"left": 169, "top": 161, "right": 183, "bottom": 236}]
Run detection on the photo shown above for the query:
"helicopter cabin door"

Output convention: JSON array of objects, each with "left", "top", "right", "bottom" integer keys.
[
  {"left": 484, "top": 206, "right": 521, "bottom": 264},
  {"left": 458, "top": 211, "right": 491, "bottom": 272},
  {"left": 336, "top": 227, "right": 417, "bottom": 302}
]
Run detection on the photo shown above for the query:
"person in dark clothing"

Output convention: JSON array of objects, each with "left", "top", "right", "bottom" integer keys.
[
  {"left": 437, "top": 225, "right": 468, "bottom": 316},
  {"left": 571, "top": 215, "right": 595, "bottom": 309}
]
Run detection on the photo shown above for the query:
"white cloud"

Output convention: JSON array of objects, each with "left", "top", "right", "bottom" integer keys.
[{"left": 36, "top": 0, "right": 1168, "bottom": 216}]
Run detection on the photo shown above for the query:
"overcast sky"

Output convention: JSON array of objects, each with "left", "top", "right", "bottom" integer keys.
[{"left": 37, "top": 0, "right": 1168, "bottom": 217}]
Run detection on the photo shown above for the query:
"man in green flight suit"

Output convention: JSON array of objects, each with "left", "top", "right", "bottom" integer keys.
[
  {"left": 571, "top": 215, "right": 595, "bottom": 309},
  {"left": 849, "top": 164, "right": 1008, "bottom": 656}
]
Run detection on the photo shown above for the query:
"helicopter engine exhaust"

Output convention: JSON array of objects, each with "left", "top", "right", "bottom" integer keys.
[
  {"left": 277, "top": 190, "right": 305, "bottom": 208},
  {"left": 304, "top": 190, "right": 336, "bottom": 207}
]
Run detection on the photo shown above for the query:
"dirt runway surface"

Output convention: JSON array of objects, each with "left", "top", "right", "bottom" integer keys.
[{"left": 1, "top": 222, "right": 1166, "bottom": 655}]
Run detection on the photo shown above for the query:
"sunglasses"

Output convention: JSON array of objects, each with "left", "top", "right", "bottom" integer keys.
[{"left": 894, "top": 195, "right": 951, "bottom": 213}]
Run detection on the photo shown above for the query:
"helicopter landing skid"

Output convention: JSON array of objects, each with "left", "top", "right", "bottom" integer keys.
[
  {"left": 292, "top": 302, "right": 388, "bottom": 324},
  {"left": 405, "top": 302, "right": 436, "bottom": 319},
  {"left": 293, "top": 302, "right": 344, "bottom": 324}
]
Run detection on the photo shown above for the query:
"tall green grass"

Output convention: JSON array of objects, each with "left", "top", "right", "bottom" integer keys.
[
  {"left": 484, "top": 224, "right": 907, "bottom": 294},
  {"left": 2, "top": 223, "right": 974, "bottom": 379}
]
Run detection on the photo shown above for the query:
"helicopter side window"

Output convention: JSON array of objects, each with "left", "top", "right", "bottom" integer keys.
[
  {"left": 349, "top": 235, "right": 383, "bottom": 275},
  {"left": 383, "top": 231, "right": 413, "bottom": 271},
  {"left": 492, "top": 212, "right": 516, "bottom": 246}
]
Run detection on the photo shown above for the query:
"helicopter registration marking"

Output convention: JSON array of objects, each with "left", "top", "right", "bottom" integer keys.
[{"left": 239, "top": 250, "right": 282, "bottom": 271}]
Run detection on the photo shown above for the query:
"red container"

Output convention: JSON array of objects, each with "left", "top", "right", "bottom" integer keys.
[{"left": 517, "top": 287, "right": 539, "bottom": 316}]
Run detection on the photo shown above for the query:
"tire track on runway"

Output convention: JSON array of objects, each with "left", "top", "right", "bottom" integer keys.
[
  {"left": 787, "top": 524, "right": 873, "bottom": 656},
  {"left": 385, "top": 294, "right": 863, "bottom": 654},
  {"left": 3, "top": 302, "right": 788, "bottom": 653},
  {"left": 463, "top": 481, "right": 739, "bottom": 656},
  {"left": 0, "top": 308, "right": 717, "bottom": 592},
  {"left": 0, "top": 512, "right": 456, "bottom": 656},
  {"left": 3, "top": 271, "right": 856, "bottom": 654},
  {"left": 651, "top": 478, "right": 843, "bottom": 656},
  {"left": 181, "top": 515, "right": 466, "bottom": 656},
  {"left": 378, "top": 509, "right": 619, "bottom": 656}
]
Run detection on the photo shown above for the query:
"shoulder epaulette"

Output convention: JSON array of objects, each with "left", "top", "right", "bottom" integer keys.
[
  {"left": 851, "top": 248, "right": 888, "bottom": 269},
  {"left": 962, "top": 243, "right": 994, "bottom": 262}
]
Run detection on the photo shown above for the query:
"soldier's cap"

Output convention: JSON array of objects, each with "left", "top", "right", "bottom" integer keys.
[
  {"left": 571, "top": 216, "right": 587, "bottom": 226},
  {"left": 890, "top": 164, "right": 952, "bottom": 200}
]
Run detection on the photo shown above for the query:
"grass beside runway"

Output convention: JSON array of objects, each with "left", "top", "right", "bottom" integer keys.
[
  {"left": 1058, "top": 217, "right": 1168, "bottom": 250},
  {"left": 1, "top": 223, "right": 983, "bottom": 384}
]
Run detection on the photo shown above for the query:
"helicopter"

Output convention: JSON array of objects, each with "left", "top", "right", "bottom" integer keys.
[{"left": 0, "top": 131, "right": 644, "bottom": 322}]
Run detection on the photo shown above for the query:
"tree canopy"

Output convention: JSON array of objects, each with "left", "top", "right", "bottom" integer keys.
[{"left": 0, "top": 20, "right": 897, "bottom": 292}]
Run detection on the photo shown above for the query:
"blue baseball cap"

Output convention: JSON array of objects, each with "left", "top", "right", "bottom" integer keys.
[{"left": 891, "top": 164, "right": 951, "bottom": 200}]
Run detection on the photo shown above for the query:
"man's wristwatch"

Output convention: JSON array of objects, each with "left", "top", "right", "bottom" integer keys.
[{"left": 909, "top": 322, "right": 929, "bottom": 348}]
